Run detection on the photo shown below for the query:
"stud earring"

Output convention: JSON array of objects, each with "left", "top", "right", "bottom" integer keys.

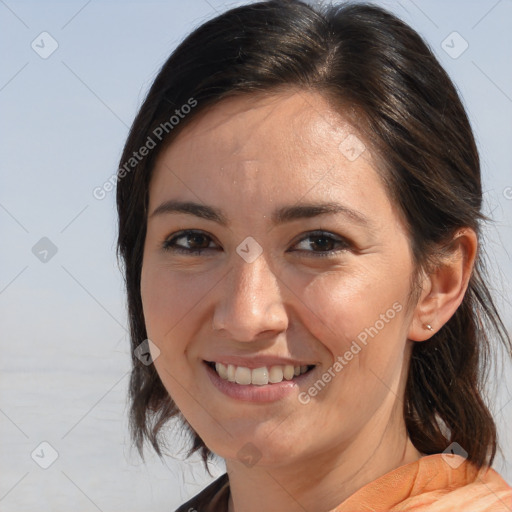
[{"left": 424, "top": 323, "right": 433, "bottom": 331}]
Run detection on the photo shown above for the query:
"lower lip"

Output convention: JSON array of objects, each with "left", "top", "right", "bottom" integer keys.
[{"left": 204, "top": 362, "right": 315, "bottom": 402}]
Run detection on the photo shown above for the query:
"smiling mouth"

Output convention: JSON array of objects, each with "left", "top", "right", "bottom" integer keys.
[{"left": 205, "top": 360, "right": 316, "bottom": 386}]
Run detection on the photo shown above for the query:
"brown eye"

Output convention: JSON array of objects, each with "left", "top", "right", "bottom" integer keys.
[
  {"left": 162, "top": 230, "right": 218, "bottom": 255},
  {"left": 291, "top": 231, "right": 350, "bottom": 258}
]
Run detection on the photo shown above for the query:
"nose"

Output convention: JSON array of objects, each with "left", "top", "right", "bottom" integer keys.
[{"left": 212, "top": 253, "right": 289, "bottom": 342}]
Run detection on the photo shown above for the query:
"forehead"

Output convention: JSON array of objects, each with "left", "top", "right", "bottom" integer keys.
[
  {"left": 149, "top": 90, "right": 396, "bottom": 226},
  {"left": 159, "top": 90, "right": 361, "bottom": 170}
]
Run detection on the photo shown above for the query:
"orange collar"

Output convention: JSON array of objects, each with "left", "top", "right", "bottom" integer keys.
[{"left": 333, "top": 453, "right": 512, "bottom": 511}]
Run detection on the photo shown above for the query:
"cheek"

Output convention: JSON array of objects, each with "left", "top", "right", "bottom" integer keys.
[
  {"left": 298, "top": 264, "right": 410, "bottom": 370},
  {"left": 140, "top": 263, "right": 172, "bottom": 341},
  {"left": 140, "top": 262, "right": 209, "bottom": 405},
  {"left": 140, "top": 261, "right": 199, "bottom": 346}
]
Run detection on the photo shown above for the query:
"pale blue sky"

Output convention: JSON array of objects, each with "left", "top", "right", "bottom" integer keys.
[{"left": 1, "top": 1, "right": 511, "bottom": 510}]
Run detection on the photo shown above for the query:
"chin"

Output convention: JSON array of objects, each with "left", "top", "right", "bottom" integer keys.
[{"left": 208, "top": 434, "right": 303, "bottom": 468}]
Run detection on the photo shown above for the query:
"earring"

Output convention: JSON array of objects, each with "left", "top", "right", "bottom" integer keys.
[{"left": 424, "top": 323, "right": 433, "bottom": 331}]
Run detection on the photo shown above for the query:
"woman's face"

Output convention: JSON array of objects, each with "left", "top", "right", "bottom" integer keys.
[{"left": 141, "top": 90, "right": 418, "bottom": 466}]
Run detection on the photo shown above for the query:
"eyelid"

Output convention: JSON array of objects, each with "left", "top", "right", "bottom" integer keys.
[
  {"left": 288, "top": 230, "right": 351, "bottom": 256},
  {"left": 161, "top": 229, "right": 351, "bottom": 256},
  {"left": 162, "top": 229, "right": 220, "bottom": 253},
  {"left": 290, "top": 229, "right": 347, "bottom": 245}
]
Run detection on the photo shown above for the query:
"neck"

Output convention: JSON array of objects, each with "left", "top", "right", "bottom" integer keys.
[{"left": 225, "top": 415, "right": 422, "bottom": 512}]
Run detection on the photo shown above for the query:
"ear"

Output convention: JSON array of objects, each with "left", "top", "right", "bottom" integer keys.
[{"left": 408, "top": 228, "right": 478, "bottom": 342}]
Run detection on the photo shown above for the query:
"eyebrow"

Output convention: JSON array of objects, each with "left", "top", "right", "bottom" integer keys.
[{"left": 149, "top": 199, "right": 371, "bottom": 228}]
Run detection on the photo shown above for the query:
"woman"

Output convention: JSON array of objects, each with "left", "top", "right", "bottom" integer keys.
[{"left": 116, "top": 1, "right": 512, "bottom": 510}]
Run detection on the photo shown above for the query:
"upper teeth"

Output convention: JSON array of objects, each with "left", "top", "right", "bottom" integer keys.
[{"left": 214, "top": 362, "right": 309, "bottom": 385}]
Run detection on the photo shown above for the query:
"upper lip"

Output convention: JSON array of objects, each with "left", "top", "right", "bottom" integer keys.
[{"left": 204, "top": 355, "right": 316, "bottom": 369}]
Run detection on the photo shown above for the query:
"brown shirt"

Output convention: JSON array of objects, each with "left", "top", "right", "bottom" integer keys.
[{"left": 175, "top": 473, "right": 229, "bottom": 512}]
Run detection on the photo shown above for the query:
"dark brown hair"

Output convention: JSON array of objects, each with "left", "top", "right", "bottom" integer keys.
[{"left": 116, "top": 0, "right": 511, "bottom": 470}]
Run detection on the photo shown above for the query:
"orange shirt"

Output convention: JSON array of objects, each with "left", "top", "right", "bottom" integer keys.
[
  {"left": 175, "top": 454, "right": 512, "bottom": 511},
  {"left": 335, "top": 454, "right": 512, "bottom": 511}
]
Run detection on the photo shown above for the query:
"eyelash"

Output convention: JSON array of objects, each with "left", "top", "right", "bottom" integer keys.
[{"left": 161, "top": 229, "right": 351, "bottom": 258}]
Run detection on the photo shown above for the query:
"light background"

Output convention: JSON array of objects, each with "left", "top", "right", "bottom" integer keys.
[{"left": 1, "top": 0, "right": 511, "bottom": 510}]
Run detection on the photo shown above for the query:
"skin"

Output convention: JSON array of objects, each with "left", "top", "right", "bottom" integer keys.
[{"left": 140, "top": 89, "right": 477, "bottom": 512}]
